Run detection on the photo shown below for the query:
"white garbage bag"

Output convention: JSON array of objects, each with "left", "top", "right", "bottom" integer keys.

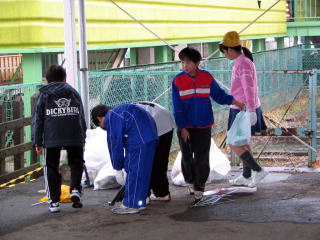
[
  {"left": 83, "top": 127, "right": 120, "bottom": 190},
  {"left": 171, "top": 138, "right": 231, "bottom": 186},
  {"left": 210, "top": 139, "right": 231, "bottom": 176},
  {"left": 94, "top": 164, "right": 120, "bottom": 190}
]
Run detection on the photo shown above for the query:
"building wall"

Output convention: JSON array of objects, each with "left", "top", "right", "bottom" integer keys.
[{"left": 0, "top": 0, "right": 287, "bottom": 53}]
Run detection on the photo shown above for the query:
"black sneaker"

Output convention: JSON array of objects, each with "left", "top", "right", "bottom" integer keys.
[
  {"left": 70, "top": 190, "right": 83, "bottom": 208},
  {"left": 188, "top": 185, "right": 195, "bottom": 195},
  {"left": 194, "top": 191, "right": 203, "bottom": 204},
  {"left": 49, "top": 202, "right": 60, "bottom": 213}
]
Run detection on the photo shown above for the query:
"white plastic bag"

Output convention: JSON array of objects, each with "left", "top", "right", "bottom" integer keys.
[
  {"left": 210, "top": 139, "right": 231, "bottom": 176},
  {"left": 171, "top": 139, "right": 231, "bottom": 186},
  {"left": 83, "top": 127, "right": 121, "bottom": 190},
  {"left": 94, "top": 164, "right": 120, "bottom": 190},
  {"left": 84, "top": 128, "right": 110, "bottom": 172},
  {"left": 227, "top": 111, "right": 251, "bottom": 146}
]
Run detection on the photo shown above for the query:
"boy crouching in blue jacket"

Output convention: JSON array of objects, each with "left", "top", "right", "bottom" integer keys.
[{"left": 91, "top": 104, "right": 158, "bottom": 214}]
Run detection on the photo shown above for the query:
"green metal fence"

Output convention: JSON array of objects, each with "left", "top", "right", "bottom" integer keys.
[{"left": 0, "top": 83, "right": 42, "bottom": 147}]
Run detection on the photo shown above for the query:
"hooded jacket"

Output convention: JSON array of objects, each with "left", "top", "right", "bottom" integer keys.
[{"left": 32, "top": 82, "right": 86, "bottom": 148}]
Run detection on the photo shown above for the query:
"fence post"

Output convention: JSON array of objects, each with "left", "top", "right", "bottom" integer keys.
[
  {"left": 308, "top": 69, "right": 317, "bottom": 166},
  {"left": 0, "top": 101, "right": 5, "bottom": 174},
  {"left": 13, "top": 96, "right": 24, "bottom": 170},
  {"left": 30, "top": 94, "right": 39, "bottom": 164}
]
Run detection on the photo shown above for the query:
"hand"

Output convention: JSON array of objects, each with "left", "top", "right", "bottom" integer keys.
[
  {"left": 249, "top": 112, "right": 257, "bottom": 126},
  {"left": 115, "top": 170, "right": 126, "bottom": 186},
  {"left": 180, "top": 128, "right": 190, "bottom": 143},
  {"left": 35, "top": 146, "right": 43, "bottom": 155},
  {"left": 232, "top": 99, "right": 245, "bottom": 110}
]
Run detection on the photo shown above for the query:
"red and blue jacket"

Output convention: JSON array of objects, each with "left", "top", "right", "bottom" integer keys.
[{"left": 172, "top": 68, "right": 234, "bottom": 129}]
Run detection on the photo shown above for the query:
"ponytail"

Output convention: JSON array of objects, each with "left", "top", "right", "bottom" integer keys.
[{"left": 242, "top": 47, "right": 253, "bottom": 62}]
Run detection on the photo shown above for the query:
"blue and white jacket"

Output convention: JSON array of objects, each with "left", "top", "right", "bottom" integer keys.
[
  {"left": 172, "top": 68, "right": 234, "bottom": 129},
  {"left": 104, "top": 104, "right": 158, "bottom": 170}
]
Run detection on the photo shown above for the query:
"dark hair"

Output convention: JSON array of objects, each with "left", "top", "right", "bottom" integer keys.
[
  {"left": 91, "top": 104, "right": 112, "bottom": 126},
  {"left": 45, "top": 65, "right": 67, "bottom": 83},
  {"left": 219, "top": 44, "right": 254, "bottom": 62},
  {"left": 178, "top": 47, "right": 202, "bottom": 63}
]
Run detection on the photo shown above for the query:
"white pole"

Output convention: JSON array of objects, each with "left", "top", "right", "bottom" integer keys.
[
  {"left": 78, "top": 0, "right": 90, "bottom": 127},
  {"left": 63, "top": 0, "right": 78, "bottom": 89}
]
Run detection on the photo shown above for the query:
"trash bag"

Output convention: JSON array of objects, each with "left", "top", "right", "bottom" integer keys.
[
  {"left": 171, "top": 152, "right": 185, "bottom": 186},
  {"left": 210, "top": 139, "right": 231, "bottom": 176},
  {"left": 83, "top": 127, "right": 119, "bottom": 190},
  {"left": 37, "top": 184, "right": 72, "bottom": 203},
  {"left": 94, "top": 164, "right": 120, "bottom": 190},
  {"left": 171, "top": 138, "right": 231, "bottom": 186},
  {"left": 227, "top": 111, "right": 251, "bottom": 146},
  {"left": 84, "top": 127, "right": 110, "bottom": 172}
]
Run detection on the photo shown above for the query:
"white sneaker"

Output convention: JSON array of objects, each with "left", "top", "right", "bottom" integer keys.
[
  {"left": 229, "top": 175, "right": 252, "bottom": 186},
  {"left": 70, "top": 189, "right": 83, "bottom": 208},
  {"left": 248, "top": 169, "right": 268, "bottom": 188},
  {"left": 149, "top": 193, "right": 171, "bottom": 202},
  {"left": 112, "top": 204, "right": 140, "bottom": 215},
  {"left": 49, "top": 202, "right": 60, "bottom": 213}
]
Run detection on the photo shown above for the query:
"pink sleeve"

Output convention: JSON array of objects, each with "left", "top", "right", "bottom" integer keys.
[{"left": 238, "top": 60, "right": 257, "bottom": 112}]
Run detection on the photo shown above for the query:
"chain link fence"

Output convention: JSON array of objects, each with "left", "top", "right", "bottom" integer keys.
[
  {"left": 0, "top": 46, "right": 318, "bottom": 168},
  {"left": 88, "top": 46, "right": 309, "bottom": 155}
]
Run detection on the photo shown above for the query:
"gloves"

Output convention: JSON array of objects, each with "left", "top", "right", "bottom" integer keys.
[
  {"left": 249, "top": 112, "right": 257, "bottom": 126},
  {"left": 115, "top": 170, "right": 126, "bottom": 186}
]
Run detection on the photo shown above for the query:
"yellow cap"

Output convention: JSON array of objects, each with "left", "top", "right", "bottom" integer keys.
[{"left": 221, "top": 31, "right": 242, "bottom": 47}]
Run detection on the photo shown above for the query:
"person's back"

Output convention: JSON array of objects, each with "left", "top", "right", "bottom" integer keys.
[
  {"left": 135, "top": 101, "right": 175, "bottom": 137},
  {"left": 135, "top": 101, "right": 175, "bottom": 201},
  {"left": 32, "top": 65, "right": 86, "bottom": 213},
  {"left": 34, "top": 81, "right": 86, "bottom": 147},
  {"left": 105, "top": 104, "right": 158, "bottom": 151}
]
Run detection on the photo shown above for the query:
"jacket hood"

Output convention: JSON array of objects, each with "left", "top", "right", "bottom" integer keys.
[{"left": 40, "top": 82, "right": 73, "bottom": 97}]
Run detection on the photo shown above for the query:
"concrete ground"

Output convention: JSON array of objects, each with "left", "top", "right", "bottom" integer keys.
[{"left": 1, "top": 167, "right": 320, "bottom": 240}]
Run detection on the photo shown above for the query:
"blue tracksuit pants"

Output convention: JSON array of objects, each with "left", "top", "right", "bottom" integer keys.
[{"left": 123, "top": 140, "right": 157, "bottom": 208}]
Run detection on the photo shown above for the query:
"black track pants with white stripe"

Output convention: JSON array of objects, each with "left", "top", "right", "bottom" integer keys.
[{"left": 44, "top": 146, "right": 84, "bottom": 203}]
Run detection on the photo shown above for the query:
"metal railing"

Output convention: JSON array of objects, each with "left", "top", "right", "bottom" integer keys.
[{"left": 287, "top": 0, "right": 320, "bottom": 22}]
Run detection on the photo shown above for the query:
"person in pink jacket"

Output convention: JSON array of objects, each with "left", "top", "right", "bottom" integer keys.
[{"left": 219, "top": 31, "right": 268, "bottom": 188}]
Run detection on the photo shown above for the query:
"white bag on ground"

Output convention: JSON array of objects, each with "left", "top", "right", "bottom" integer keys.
[
  {"left": 171, "top": 138, "right": 231, "bottom": 186},
  {"left": 227, "top": 110, "right": 251, "bottom": 146},
  {"left": 83, "top": 127, "right": 120, "bottom": 190},
  {"left": 94, "top": 164, "right": 120, "bottom": 190},
  {"left": 210, "top": 139, "right": 231, "bottom": 176}
]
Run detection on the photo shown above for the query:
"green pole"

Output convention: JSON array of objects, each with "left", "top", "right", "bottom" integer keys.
[
  {"left": 207, "top": 42, "right": 222, "bottom": 58},
  {"left": 154, "top": 46, "right": 173, "bottom": 63},
  {"left": 253, "top": 39, "right": 265, "bottom": 52},
  {"left": 22, "top": 53, "right": 42, "bottom": 166},
  {"left": 130, "top": 48, "right": 138, "bottom": 66},
  {"left": 154, "top": 46, "right": 173, "bottom": 105},
  {"left": 276, "top": 37, "right": 285, "bottom": 49}
]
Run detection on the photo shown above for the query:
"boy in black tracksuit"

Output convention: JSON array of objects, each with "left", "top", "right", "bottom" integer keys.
[{"left": 32, "top": 65, "right": 87, "bottom": 213}]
